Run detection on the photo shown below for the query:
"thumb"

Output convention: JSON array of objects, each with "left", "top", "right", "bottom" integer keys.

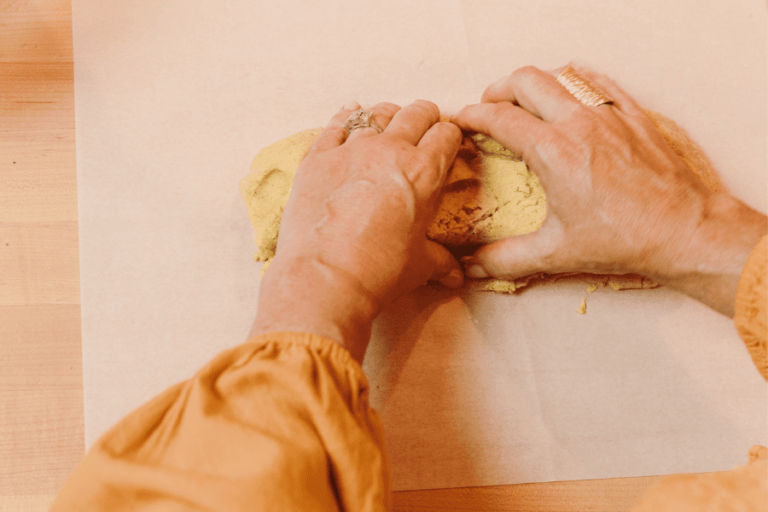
[
  {"left": 463, "top": 216, "right": 564, "bottom": 280},
  {"left": 424, "top": 240, "right": 465, "bottom": 289}
]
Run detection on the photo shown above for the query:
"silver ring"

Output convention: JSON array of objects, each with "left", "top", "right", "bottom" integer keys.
[
  {"left": 556, "top": 66, "right": 614, "bottom": 108},
  {"left": 343, "top": 109, "right": 383, "bottom": 135}
]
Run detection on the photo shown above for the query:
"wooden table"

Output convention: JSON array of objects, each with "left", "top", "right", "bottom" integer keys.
[{"left": 0, "top": 1, "right": 668, "bottom": 509}]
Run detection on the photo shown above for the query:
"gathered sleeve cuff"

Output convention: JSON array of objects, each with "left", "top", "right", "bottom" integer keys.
[{"left": 51, "top": 332, "right": 391, "bottom": 511}]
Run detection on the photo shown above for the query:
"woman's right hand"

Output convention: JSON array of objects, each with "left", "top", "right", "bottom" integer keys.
[{"left": 452, "top": 65, "right": 767, "bottom": 317}]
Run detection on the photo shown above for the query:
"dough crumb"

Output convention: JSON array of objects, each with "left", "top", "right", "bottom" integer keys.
[{"left": 577, "top": 297, "right": 587, "bottom": 315}]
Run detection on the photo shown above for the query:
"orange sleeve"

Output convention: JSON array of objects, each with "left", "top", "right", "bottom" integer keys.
[
  {"left": 50, "top": 332, "right": 392, "bottom": 511},
  {"left": 733, "top": 235, "right": 768, "bottom": 381},
  {"left": 631, "top": 236, "right": 768, "bottom": 511}
]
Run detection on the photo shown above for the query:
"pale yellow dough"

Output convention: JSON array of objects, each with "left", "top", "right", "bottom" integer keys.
[
  {"left": 425, "top": 132, "right": 545, "bottom": 246},
  {"left": 239, "top": 110, "right": 721, "bottom": 293},
  {"left": 577, "top": 297, "right": 587, "bottom": 315},
  {"left": 239, "top": 128, "right": 323, "bottom": 264}
]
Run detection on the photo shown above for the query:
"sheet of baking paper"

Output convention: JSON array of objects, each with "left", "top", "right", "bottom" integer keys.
[{"left": 73, "top": 0, "right": 767, "bottom": 491}]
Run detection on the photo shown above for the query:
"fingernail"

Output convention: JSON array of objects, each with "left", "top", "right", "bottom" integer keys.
[
  {"left": 465, "top": 265, "right": 489, "bottom": 279},
  {"left": 344, "top": 101, "right": 360, "bottom": 111},
  {"left": 439, "top": 269, "right": 464, "bottom": 289}
]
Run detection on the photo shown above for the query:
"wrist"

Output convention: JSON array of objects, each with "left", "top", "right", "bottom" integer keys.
[
  {"left": 646, "top": 192, "right": 767, "bottom": 317},
  {"left": 249, "top": 254, "right": 380, "bottom": 364}
]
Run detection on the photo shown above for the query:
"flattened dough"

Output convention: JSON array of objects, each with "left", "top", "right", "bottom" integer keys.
[{"left": 239, "top": 110, "right": 722, "bottom": 293}]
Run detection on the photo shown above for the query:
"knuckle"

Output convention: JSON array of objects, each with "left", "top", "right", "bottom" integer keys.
[
  {"left": 499, "top": 113, "right": 518, "bottom": 136},
  {"left": 436, "top": 120, "right": 462, "bottom": 140},
  {"left": 488, "top": 101, "right": 508, "bottom": 116},
  {"left": 412, "top": 99, "right": 439, "bottom": 119},
  {"left": 448, "top": 121, "right": 464, "bottom": 143},
  {"left": 374, "top": 101, "right": 401, "bottom": 116},
  {"left": 489, "top": 101, "right": 514, "bottom": 121},
  {"left": 512, "top": 65, "right": 540, "bottom": 81},
  {"left": 393, "top": 118, "right": 417, "bottom": 136},
  {"left": 374, "top": 101, "right": 398, "bottom": 109}
]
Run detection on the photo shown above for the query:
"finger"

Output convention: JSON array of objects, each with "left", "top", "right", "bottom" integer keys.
[
  {"left": 480, "top": 65, "right": 583, "bottom": 123},
  {"left": 463, "top": 216, "right": 564, "bottom": 281},
  {"left": 346, "top": 101, "right": 401, "bottom": 142},
  {"left": 567, "top": 66, "right": 647, "bottom": 117},
  {"left": 424, "top": 240, "right": 465, "bottom": 289},
  {"left": 311, "top": 101, "right": 362, "bottom": 152},
  {"left": 385, "top": 99, "right": 440, "bottom": 146},
  {"left": 410, "top": 121, "right": 463, "bottom": 197},
  {"left": 451, "top": 102, "right": 549, "bottom": 163}
]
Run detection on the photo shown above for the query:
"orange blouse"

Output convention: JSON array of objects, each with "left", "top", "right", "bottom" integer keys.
[{"left": 51, "top": 236, "right": 768, "bottom": 511}]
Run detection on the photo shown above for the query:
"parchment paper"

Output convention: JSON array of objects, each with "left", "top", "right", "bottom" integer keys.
[{"left": 73, "top": 0, "right": 768, "bottom": 491}]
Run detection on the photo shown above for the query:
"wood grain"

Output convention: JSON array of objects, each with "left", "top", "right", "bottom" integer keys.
[
  {"left": 392, "top": 475, "right": 666, "bottom": 511},
  {"left": 0, "top": 62, "right": 77, "bottom": 224},
  {"left": 0, "top": 0, "right": 72, "bottom": 64},
  {"left": 0, "top": 0, "right": 85, "bottom": 508},
  {"left": 0, "top": 0, "right": 667, "bottom": 510},
  {"left": 0, "top": 495, "right": 56, "bottom": 512},
  {"left": 0, "top": 305, "right": 84, "bottom": 494},
  {"left": 0, "top": 223, "right": 79, "bottom": 305}
]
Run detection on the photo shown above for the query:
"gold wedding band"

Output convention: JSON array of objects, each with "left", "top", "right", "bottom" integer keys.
[{"left": 556, "top": 66, "right": 614, "bottom": 107}]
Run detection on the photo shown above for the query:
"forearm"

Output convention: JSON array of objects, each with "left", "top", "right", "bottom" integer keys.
[
  {"left": 249, "top": 255, "right": 380, "bottom": 364},
  {"left": 648, "top": 192, "right": 767, "bottom": 317}
]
